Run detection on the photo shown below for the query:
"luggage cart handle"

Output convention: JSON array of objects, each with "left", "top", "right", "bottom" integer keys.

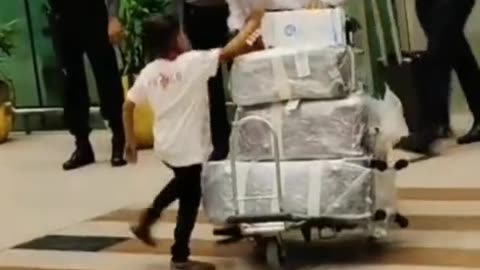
[{"left": 229, "top": 115, "right": 284, "bottom": 216}]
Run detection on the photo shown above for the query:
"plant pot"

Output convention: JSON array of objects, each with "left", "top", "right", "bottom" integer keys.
[
  {"left": 0, "top": 80, "right": 13, "bottom": 144},
  {"left": 122, "top": 76, "right": 154, "bottom": 149}
]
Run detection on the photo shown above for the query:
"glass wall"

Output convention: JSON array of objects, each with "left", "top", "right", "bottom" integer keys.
[
  {"left": 0, "top": 0, "right": 40, "bottom": 107},
  {"left": 0, "top": 0, "right": 102, "bottom": 131},
  {"left": 0, "top": 0, "right": 101, "bottom": 108}
]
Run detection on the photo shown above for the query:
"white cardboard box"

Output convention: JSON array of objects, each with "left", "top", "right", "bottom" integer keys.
[{"left": 261, "top": 8, "right": 347, "bottom": 48}]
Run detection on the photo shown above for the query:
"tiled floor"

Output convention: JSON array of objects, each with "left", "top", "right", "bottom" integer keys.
[{"left": 1, "top": 129, "right": 480, "bottom": 270}]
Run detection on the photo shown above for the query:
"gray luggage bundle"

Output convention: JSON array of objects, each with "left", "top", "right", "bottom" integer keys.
[
  {"left": 235, "top": 95, "right": 368, "bottom": 161},
  {"left": 200, "top": 8, "right": 411, "bottom": 268},
  {"left": 231, "top": 46, "right": 355, "bottom": 106},
  {"left": 201, "top": 45, "right": 375, "bottom": 225},
  {"left": 202, "top": 159, "right": 374, "bottom": 225}
]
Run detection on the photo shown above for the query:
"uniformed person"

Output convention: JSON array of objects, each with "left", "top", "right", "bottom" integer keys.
[
  {"left": 48, "top": 0, "right": 126, "bottom": 170},
  {"left": 409, "top": 0, "right": 480, "bottom": 153}
]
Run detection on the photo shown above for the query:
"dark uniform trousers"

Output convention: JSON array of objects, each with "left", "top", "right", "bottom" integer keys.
[
  {"left": 183, "top": 3, "right": 231, "bottom": 160},
  {"left": 49, "top": 0, "right": 125, "bottom": 143},
  {"left": 416, "top": 0, "right": 480, "bottom": 132}
]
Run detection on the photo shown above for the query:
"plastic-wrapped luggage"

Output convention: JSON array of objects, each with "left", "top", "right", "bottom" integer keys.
[
  {"left": 201, "top": 159, "right": 374, "bottom": 225},
  {"left": 235, "top": 95, "right": 368, "bottom": 161},
  {"left": 231, "top": 46, "right": 354, "bottom": 106}
]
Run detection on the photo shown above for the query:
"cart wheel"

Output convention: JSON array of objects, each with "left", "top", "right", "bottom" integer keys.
[
  {"left": 395, "top": 213, "right": 409, "bottom": 228},
  {"left": 266, "top": 238, "right": 285, "bottom": 270},
  {"left": 253, "top": 237, "right": 267, "bottom": 259},
  {"left": 301, "top": 227, "right": 312, "bottom": 243},
  {"left": 367, "top": 236, "right": 377, "bottom": 243}
]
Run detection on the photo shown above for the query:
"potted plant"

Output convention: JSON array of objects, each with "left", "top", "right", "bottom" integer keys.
[
  {"left": 119, "top": 0, "right": 173, "bottom": 149},
  {"left": 0, "top": 20, "right": 16, "bottom": 144},
  {"left": 121, "top": 0, "right": 173, "bottom": 84}
]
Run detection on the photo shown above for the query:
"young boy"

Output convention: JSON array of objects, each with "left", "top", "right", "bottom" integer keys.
[{"left": 123, "top": 13, "right": 263, "bottom": 270}]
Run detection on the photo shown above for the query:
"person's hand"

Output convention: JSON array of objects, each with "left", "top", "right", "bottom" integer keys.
[
  {"left": 125, "top": 140, "right": 138, "bottom": 164},
  {"left": 245, "top": 29, "right": 261, "bottom": 46},
  {"left": 108, "top": 17, "right": 124, "bottom": 45}
]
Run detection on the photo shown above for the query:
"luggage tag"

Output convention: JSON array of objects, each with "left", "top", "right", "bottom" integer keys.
[
  {"left": 272, "top": 57, "right": 292, "bottom": 100},
  {"left": 285, "top": 99, "right": 301, "bottom": 115},
  {"left": 295, "top": 50, "right": 311, "bottom": 78}
]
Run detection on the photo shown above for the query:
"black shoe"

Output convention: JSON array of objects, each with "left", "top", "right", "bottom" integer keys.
[
  {"left": 396, "top": 134, "right": 436, "bottom": 156},
  {"left": 111, "top": 136, "right": 127, "bottom": 167},
  {"left": 437, "top": 125, "right": 454, "bottom": 139},
  {"left": 457, "top": 123, "right": 480, "bottom": 145},
  {"left": 63, "top": 141, "right": 95, "bottom": 171},
  {"left": 130, "top": 224, "right": 156, "bottom": 247},
  {"left": 130, "top": 208, "right": 158, "bottom": 247}
]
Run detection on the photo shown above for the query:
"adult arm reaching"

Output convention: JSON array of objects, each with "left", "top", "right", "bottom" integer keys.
[{"left": 220, "top": 8, "right": 265, "bottom": 60}]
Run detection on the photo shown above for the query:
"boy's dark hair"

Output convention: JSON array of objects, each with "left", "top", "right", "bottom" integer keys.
[{"left": 142, "top": 14, "right": 181, "bottom": 61}]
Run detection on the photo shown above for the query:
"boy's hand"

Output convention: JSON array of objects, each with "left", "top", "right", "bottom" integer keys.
[
  {"left": 245, "top": 29, "right": 261, "bottom": 46},
  {"left": 125, "top": 141, "right": 138, "bottom": 164}
]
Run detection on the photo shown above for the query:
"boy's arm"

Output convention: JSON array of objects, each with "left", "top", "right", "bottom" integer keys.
[
  {"left": 123, "top": 99, "right": 138, "bottom": 163},
  {"left": 220, "top": 9, "right": 265, "bottom": 62}
]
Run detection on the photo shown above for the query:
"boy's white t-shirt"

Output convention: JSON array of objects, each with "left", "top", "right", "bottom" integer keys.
[{"left": 127, "top": 49, "right": 221, "bottom": 167}]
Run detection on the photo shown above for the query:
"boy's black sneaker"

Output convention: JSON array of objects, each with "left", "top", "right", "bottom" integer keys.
[
  {"left": 130, "top": 208, "right": 158, "bottom": 247},
  {"left": 130, "top": 224, "right": 156, "bottom": 247}
]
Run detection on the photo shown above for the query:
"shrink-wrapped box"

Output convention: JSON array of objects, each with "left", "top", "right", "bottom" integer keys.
[
  {"left": 235, "top": 95, "right": 367, "bottom": 161},
  {"left": 231, "top": 46, "right": 354, "bottom": 106},
  {"left": 202, "top": 159, "right": 373, "bottom": 225}
]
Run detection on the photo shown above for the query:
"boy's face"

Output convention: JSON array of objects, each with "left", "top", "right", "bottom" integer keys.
[{"left": 176, "top": 31, "right": 192, "bottom": 53}]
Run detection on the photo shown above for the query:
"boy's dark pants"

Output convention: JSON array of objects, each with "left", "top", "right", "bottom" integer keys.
[
  {"left": 183, "top": 3, "right": 231, "bottom": 160},
  {"left": 146, "top": 164, "right": 202, "bottom": 263}
]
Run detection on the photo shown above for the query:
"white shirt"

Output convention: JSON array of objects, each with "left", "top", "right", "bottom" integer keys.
[
  {"left": 127, "top": 49, "right": 221, "bottom": 167},
  {"left": 226, "top": 0, "right": 346, "bottom": 30}
]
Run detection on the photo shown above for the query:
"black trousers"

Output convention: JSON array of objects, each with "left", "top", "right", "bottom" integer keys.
[
  {"left": 150, "top": 164, "right": 202, "bottom": 263},
  {"left": 415, "top": 0, "right": 480, "bottom": 131},
  {"left": 183, "top": 3, "right": 231, "bottom": 160},
  {"left": 50, "top": 1, "right": 125, "bottom": 142}
]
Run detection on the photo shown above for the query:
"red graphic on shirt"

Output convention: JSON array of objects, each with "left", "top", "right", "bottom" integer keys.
[
  {"left": 160, "top": 74, "right": 170, "bottom": 88},
  {"left": 174, "top": 72, "right": 182, "bottom": 81}
]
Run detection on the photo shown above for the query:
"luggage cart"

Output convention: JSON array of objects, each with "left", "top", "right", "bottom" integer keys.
[
  {"left": 211, "top": 10, "right": 409, "bottom": 267},
  {"left": 213, "top": 114, "right": 410, "bottom": 269}
]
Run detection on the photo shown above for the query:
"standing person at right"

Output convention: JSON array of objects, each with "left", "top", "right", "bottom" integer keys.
[{"left": 410, "top": 0, "right": 480, "bottom": 153}]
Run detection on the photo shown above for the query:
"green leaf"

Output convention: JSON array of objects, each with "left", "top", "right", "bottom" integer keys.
[
  {"left": 120, "top": 0, "right": 173, "bottom": 75},
  {"left": 0, "top": 20, "right": 18, "bottom": 57}
]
